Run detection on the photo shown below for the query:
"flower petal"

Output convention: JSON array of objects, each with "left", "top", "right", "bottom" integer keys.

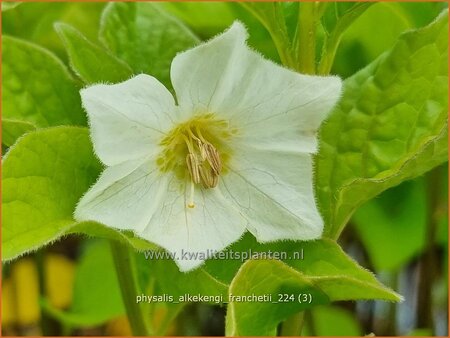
[
  {"left": 170, "top": 21, "right": 248, "bottom": 116},
  {"left": 75, "top": 158, "right": 247, "bottom": 272},
  {"left": 138, "top": 176, "right": 247, "bottom": 272},
  {"left": 81, "top": 74, "right": 176, "bottom": 166},
  {"left": 220, "top": 144, "right": 323, "bottom": 242},
  {"left": 171, "top": 21, "right": 341, "bottom": 153},
  {"left": 74, "top": 156, "right": 168, "bottom": 232}
]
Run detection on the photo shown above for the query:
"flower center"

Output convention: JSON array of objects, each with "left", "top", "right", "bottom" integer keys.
[{"left": 157, "top": 113, "right": 235, "bottom": 208}]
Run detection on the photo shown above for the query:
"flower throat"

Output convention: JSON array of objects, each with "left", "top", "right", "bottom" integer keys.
[{"left": 157, "top": 114, "right": 235, "bottom": 208}]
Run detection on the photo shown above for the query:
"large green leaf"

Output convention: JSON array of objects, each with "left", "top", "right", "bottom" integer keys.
[
  {"left": 2, "top": 36, "right": 86, "bottom": 139},
  {"left": 2, "top": 127, "right": 99, "bottom": 260},
  {"left": 2, "top": 2, "right": 105, "bottom": 61},
  {"left": 42, "top": 239, "right": 124, "bottom": 326},
  {"left": 226, "top": 260, "right": 328, "bottom": 336},
  {"left": 316, "top": 10, "right": 448, "bottom": 238},
  {"left": 99, "top": 2, "right": 199, "bottom": 89},
  {"left": 224, "top": 238, "right": 400, "bottom": 336},
  {"left": 2, "top": 119, "right": 35, "bottom": 147},
  {"left": 2, "top": 127, "right": 157, "bottom": 261},
  {"left": 55, "top": 23, "right": 133, "bottom": 84}
]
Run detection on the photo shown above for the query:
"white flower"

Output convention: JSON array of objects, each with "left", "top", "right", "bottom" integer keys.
[{"left": 74, "top": 22, "right": 342, "bottom": 271}]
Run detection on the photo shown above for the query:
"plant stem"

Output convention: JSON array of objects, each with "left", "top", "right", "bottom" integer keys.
[
  {"left": 110, "top": 241, "right": 152, "bottom": 336},
  {"left": 416, "top": 167, "right": 442, "bottom": 332},
  {"left": 317, "top": 34, "right": 339, "bottom": 75},
  {"left": 280, "top": 311, "right": 305, "bottom": 336},
  {"left": 295, "top": 2, "right": 317, "bottom": 74}
]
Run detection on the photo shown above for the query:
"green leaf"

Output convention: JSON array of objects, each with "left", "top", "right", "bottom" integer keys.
[
  {"left": 2, "top": 36, "right": 86, "bottom": 136},
  {"left": 318, "top": 2, "right": 374, "bottom": 74},
  {"left": 2, "top": 119, "right": 36, "bottom": 147},
  {"left": 99, "top": 2, "right": 198, "bottom": 89},
  {"left": 335, "top": 3, "right": 413, "bottom": 76},
  {"left": 42, "top": 239, "right": 125, "bottom": 326},
  {"left": 2, "top": 127, "right": 157, "bottom": 261},
  {"left": 352, "top": 179, "right": 427, "bottom": 272},
  {"left": 239, "top": 2, "right": 295, "bottom": 68},
  {"left": 226, "top": 260, "right": 328, "bottom": 336},
  {"left": 316, "top": 10, "right": 449, "bottom": 239},
  {"left": 332, "top": 2, "right": 445, "bottom": 77},
  {"left": 321, "top": 3, "right": 374, "bottom": 34},
  {"left": 398, "top": 2, "right": 449, "bottom": 27},
  {"left": 2, "top": 127, "right": 100, "bottom": 260},
  {"left": 204, "top": 234, "right": 401, "bottom": 335},
  {"left": 224, "top": 238, "right": 400, "bottom": 335},
  {"left": 2, "top": 2, "right": 105, "bottom": 61},
  {"left": 55, "top": 23, "right": 133, "bottom": 84}
]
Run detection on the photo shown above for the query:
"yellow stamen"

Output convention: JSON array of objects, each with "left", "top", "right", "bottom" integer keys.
[
  {"left": 186, "top": 154, "right": 200, "bottom": 184},
  {"left": 204, "top": 143, "right": 222, "bottom": 175},
  {"left": 157, "top": 114, "right": 235, "bottom": 205}
]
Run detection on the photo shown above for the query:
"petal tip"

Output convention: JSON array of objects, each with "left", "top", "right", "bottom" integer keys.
[
  {"left": 175, "top": 257, "right": 205, "bottom": 273},
  {"left": 227, "top": 20, "right": 249, "bottom": 41}
]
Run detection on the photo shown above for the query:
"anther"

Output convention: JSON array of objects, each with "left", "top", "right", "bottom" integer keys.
[
  {"left": 197, "top": 140, "right": 208, "bottom": 161},
  {"left": 199, "top": 165, "right": 219, "bottom": 189},
  {"left": 186, "top": 154, "right": 200, "bottom": 184},
  {"left": 204, "top": 143, "right": 222, "bottom": 175}
]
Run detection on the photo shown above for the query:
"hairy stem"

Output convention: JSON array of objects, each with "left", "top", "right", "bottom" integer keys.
[
  {"left": 110, "top": 241, "right": 152, "bottom": 336},
  {"left": 295, "top": 2, "right": 317, "bottom": 74}
]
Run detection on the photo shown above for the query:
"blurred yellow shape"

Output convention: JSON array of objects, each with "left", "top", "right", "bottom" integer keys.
[
  {"left": 105, "top": 316, "right": 132, "bottom": 336},
  {"left": 105, "top": 307, "right": 177, "bottom": 336},
  {"left": 153, "top": 305, "right": 177, "bottom": 335},
  {"left": 10, "top": 258, "right": 41, "bottom": 325},
  {"left": 44, "top": 254, "right": 75, "bottom": 309},
  {"left": 2, "top": 278, "right": 16, "bottom": 326}
]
